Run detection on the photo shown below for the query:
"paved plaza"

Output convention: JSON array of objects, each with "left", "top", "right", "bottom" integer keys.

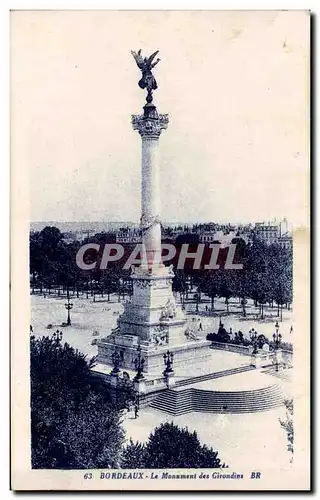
[
  {"left": 27, "top": 291, "right": 296, "bottom": 470},
  {"left": 31, "top": 293, "right": 294, "bottom": 357},
  {"left": 30, "top": 292, "right": 293, "bottom": 471},
  {"left": 174, "top": 368, "right": 292, "bottom": 395},
  {"left": 122, "top": 405, "right": 291, "bottom": 471}
]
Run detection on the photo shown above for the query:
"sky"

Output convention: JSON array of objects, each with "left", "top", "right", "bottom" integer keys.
[{"left": 11, "top": 10, "right": 309, "bottom": 225}]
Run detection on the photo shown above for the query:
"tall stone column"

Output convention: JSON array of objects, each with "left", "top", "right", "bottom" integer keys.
[
  {"left": 95, "top": 51, "right": 212, "bottom": 383},
  {"left": 132, "top": 104, "right": 168, "bottom": 270}
]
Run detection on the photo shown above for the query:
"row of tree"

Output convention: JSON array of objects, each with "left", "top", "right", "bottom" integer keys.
[
  {"left": 172, "top": 238, "right": 292, "bottom": 319},
  {"left": 30, "top": 226, "right": 132, "bottom": 299},
  {"left": 30, "top": 227, "right": 292, "bottom": 318}
]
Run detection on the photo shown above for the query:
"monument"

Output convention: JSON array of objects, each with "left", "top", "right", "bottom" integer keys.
[{"left": 95, "top": 50, "right": 211, "bottom": 391}]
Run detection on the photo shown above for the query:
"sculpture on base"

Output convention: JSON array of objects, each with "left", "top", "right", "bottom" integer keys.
[{"left": 131, "top": 49, "right": 160, "bottom": 103}]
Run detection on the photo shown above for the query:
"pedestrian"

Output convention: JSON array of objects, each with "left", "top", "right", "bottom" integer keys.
[{"left": 199, "top": 322, "right": 203, "bottom": 331}]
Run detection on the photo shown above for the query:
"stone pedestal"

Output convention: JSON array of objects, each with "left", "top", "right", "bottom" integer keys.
[
  {"left": 251, "top": 353, "right": 262, "bottom": 369},
  {"left": 110, "top": 373, "right": 119, "bottom": 388},
  {"left": 274, "top": 349, "right": 283, "bottom": 368},
  {"left": 134, "top": 378, "right": 146, "bottom": 395},
  {"left": 164, "top": 373, "right": 175, "bottom": 388}
]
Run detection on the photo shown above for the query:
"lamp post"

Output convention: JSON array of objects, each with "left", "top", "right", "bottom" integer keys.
[
  {"left": 133, "top": 345, "right": 146, "bottom": 414},
  {"left": 52, "top": 330, "right": 63, "bottom": 342},
  {"left": 163, "top": 350, "right": 174, "bottom": 389},
  {"left": 163, "top": 350, "right": 174, "bottom": 376},
  {"left": 134, "top": 345, "right": 145, "bottom": 381},
  {"left": 65, "top": 293, "right": 73, "bottom": 326},
  {"left": 273, "top": 321, "right": 282, "bottom": 371},
  {"left": 92, "top": 280, "right": 98, "bottom": 302},
  {"left": 111, "top": 350, "right": 121, "bottom": 376},
  {"left": 194, "top": 293, "right": 200, "bottom": 313},
  {"left": 250, "top": 328, "right": 258, "bottom": 355},
  {"left": 273, "top": 321, "right": 282, "bottom": 347}
]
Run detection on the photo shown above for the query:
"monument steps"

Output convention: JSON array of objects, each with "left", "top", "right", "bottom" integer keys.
[
  {"left": 149, "top": 384, "right": 284, "bottom": 415},
  {"left": 173, "top": 364, "right": 255, "bottom": 388},
  {"left": 261, "top": 366, "right": 293, "bottom": 381}
]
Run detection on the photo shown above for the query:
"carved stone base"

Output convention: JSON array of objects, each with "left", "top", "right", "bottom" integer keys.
[
  {"left": 97, "top": 338, "right": 211, "bottom": 377},
  {"left": 113, "top": 265, "right": 187, "bottom": 344},
  {"left": 96, "top": 263, "right": 212, "bottom": 377}
]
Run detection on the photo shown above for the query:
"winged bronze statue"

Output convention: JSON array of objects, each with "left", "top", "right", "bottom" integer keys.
[{"left": 131, "top": 49, "right": 160, "bottom": 103}]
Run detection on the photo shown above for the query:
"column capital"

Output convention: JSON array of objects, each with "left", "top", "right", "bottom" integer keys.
[{"left": 132, "top": 110, "right": 169, "bottom": 139}]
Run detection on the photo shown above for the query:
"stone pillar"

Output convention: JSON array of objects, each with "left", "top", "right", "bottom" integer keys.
[
  {"left": 110, "top": 373, "right": 119, "bottom": 388},
  {"left": 134, "top": 377, "right": 146, "bottom": 395},
  {"left": 275, "top": 349, "right": 283, "bottom": 368},
  {"left": 164, "top": 373, "right": 175, "bottom": 388},
  {"left": 251, "top": 353, "right": 262, "bottom": 369},
  {"left": 132, "top": 104, "right": 169, "bottom": 270}
]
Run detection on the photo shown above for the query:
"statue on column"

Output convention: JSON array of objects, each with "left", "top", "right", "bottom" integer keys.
[{"left": 131, "top": 49, "right": 160, "bottom": 103}]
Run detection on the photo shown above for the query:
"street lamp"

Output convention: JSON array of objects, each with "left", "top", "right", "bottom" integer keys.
[
  {"left": 163, "top": 350, "right": 174, "bottom": 376},
  {"left": 250, "top": 328, "right": 258, "bottom": 355},
  {"left": 92, "top": 280, "right": 98, "bottom": 302},
  {"left": 52, "top": 330, "right": 63, "bottom": 342},
  {"left": 163, "top": 350, "right": 174, "bottom": 389},
  {"left": 134, "top": 345, "right": 145, "bottom": 381},
  {"left": 273, "top": 321, "right": 282, "bottom": 371},
  {"left": 64, "top": 295, "right": 73, "bottom": 326},
  {"left": 133, "top": 345, "right": 146, "bottom": 414},
  {"left": 273, "top": 321, "right": 282, "bottom": 348},
  {"left": 111, "top": 350, "right": 121, "bottom": 376}
]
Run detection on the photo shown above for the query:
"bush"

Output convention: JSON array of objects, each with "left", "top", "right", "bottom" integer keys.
[
  {"left": 121, "top": 422, "right": 225, "bottom": 468},
  {"left": 206, "top": 332, "right": 230, "bottom": 343}
]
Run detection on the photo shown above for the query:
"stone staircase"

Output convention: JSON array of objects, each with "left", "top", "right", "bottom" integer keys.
[
  {"left": 149, "top": 383, "right": 284, "bottom": 415},
  {"left": 140, "top": 364, "right": 253, "bottom": 408},
  {"left": 262, "top": 366, "right": 293, "bottom": 381},
  {"left": 174, "top": 365, "right": 255, "bottom": 388}
]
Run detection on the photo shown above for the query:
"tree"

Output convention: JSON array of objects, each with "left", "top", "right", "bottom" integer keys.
[
  {"left": 218, "top": 271, "right": 234, "bottom": 313},
  {"left": 200, "top": 270, "right": 221, "bottom": 311},
  {"left": 279, "top": 399, "right": 294, "bottom": 463},
  {"left": 57, "top": 392, "right": 125, "bottom": 469},
  {"left": 268, "top": 245, "right": 293, "bottom": 321},
  {"left": 121, "top": 422, "right": 225, "bottom": 468},
  {"left": 121, "top": 439, "right": 146, "bottom": 468},
  {"left": 31, "top": 334, "right": 125, "bottom": 469},
  {"left": 101, "top": 268, "right": 118, "bottom": 301},
  {"left": 245, "top": 240, "right": 270, "bottom": 316}
]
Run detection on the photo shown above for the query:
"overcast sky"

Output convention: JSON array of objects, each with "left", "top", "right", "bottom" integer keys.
[{"left": 11, "top": 10, "right": 309, "bottom": 225}]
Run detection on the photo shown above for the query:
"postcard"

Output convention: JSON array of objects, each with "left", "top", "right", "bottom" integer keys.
[{"left": 10, "top": 10, "right": 310, "bottom": 491}]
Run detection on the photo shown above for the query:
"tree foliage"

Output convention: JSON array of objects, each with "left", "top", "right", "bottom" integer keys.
[
  {"left": 279, "top": 398, "right": 294, "bottom": 462},
  {"left": 30, "top": 334, "right": 125, "bottom": 469},
  {"left": 121, "top": 422, "right": 225, "bottom": 468},
  {"left": 30, "top": 226, "right": 292, "bottom": 313}
]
